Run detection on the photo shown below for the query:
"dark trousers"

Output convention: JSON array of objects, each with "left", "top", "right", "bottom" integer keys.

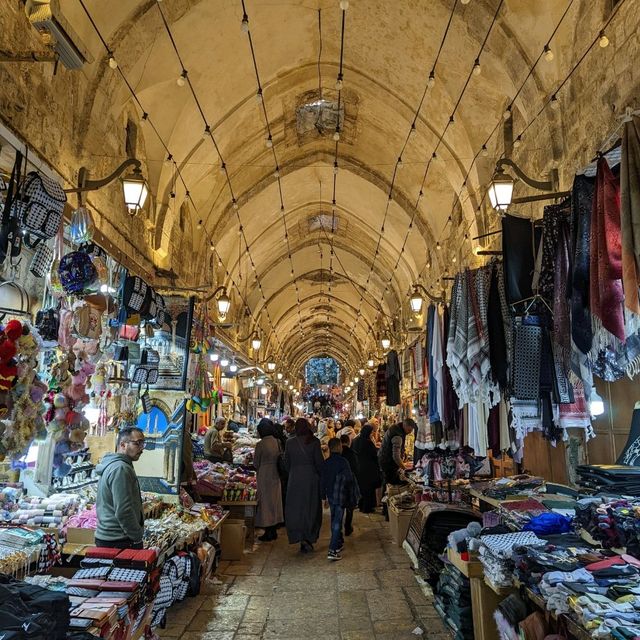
[
  {"left": 344, "top": 507, "right": 354, "bottom": 533},
  {"left": 328, "top": 502, "right": 345, "bottom": 552},
  {"left": 95, "top": 537, "right": 143, "bottom": 550}
]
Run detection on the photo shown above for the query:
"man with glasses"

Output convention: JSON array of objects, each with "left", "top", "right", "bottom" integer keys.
[{"left": 95, "top": 427, "right": 146, "bottom": 549}]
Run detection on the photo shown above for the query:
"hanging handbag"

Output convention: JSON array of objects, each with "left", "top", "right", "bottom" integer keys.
[
  {"left": 29, "top": 242, "right": 53, "bottom": 278},
  {"left": 69, "top": 206, "right": 95, "bottom": 245},
  {"left": 58, "top": 251, "right": 98, "bottom": 295},
  {"left": 140, "top": 389, "right": 152, "bottom": 414},
  {"left": 72, "top": 303, "right": 103, "bottom": 340},
  {"left": 140, "top": 348, "right": 160, "bottom": 366},
  {"left": 14, "top": 171, "right": 67, "bottom": 243},
  {"left": 122, "top": 274, "right": 151, "bottom": 317},
  {"left": 113, "top": 345, "right": 129, "bottom": 361},
  {"left": 132, "top": 364, "right": 158, "bottom": 385},
  {"left": 118, "top": 324, "right": 140, "bottom": 342},
  {"left": 35, "top": 307, "right": 60, "bottom": 342},
  {"left": 145, "top": 290, "right": 166, "bottom": 327},
  {"left": 0, "top": 151, "right": 24, "bottom": 264}
]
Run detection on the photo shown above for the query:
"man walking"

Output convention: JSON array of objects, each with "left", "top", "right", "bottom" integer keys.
[
  {"left": 378, "top": 418, "right": 416, "bottom": 487},
  {"left": 95, "top": 427, "right": 146, "bottom": 549}
]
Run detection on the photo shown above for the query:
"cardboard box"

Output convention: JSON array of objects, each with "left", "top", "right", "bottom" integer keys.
[
  {"left": 66, "top": 527, "right": 96, "bottom": 544},
  {"left": 220, "top": 519, "right": 246, "bottom": 560},
  {"left": 388, "top": 503, "right": 415, "bottom": 547}
]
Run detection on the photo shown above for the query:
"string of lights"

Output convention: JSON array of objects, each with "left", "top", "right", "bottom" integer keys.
[
  {"left": 77, "top": 0, "right": 285, "bottom": 369},
  {"left": 154, "top": 2, "right": 288, "bottom": 365}
]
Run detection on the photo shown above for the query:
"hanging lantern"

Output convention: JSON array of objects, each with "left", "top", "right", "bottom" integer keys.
[
  {"left": 69, "top": 206, "right": 95, "bottom": 244},
  {"left": 410, "top": 287, "right": 424, "bottom": 314},
  {"left": 488, "top": 167, "right": 514, "bottom": 211},
  {"left": 381, "top": 336, "right": 391, "bottom": 350},
  {"left": 122, "top": 172, "right": 149, "bottom": 214}
]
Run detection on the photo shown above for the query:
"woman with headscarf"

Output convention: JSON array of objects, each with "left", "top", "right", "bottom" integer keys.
[
  {"left": 284, "top": 417, "right": 324, "bottom": 552},
  {"left": 351, "top": 423, "right": 382, "bottom": 513},
  {"left": 254, "top": 418, "right": 283, "bottom": 542}
]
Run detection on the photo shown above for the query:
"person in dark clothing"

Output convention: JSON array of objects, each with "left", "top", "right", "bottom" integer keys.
[
  {"left": 340, "top": 434, "right": 358, "bottom": 536},
  {"left": 284, "top": 418, "right": 324, "bottom": 553},
  {"left": 378, "top": 418, "right": 416, "bottom": 486},
  {"left": 352, "top": 424, "right": 382, "bottom": 513},
  {"left": 321, "top": 438, "right": 356, "bottom": 561}
]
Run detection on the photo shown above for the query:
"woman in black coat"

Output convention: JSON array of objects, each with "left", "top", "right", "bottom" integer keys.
[{"left": 351, "top": 424, "right": 382, "bottom": 513}]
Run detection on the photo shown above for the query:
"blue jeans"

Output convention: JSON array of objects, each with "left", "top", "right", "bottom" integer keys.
[{"left": 329, "top": 502, "right": 344, "bottom": 551}]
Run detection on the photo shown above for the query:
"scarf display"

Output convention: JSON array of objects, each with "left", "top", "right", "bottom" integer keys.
[
  {"left": 620, "top": 116, "right": 640, "bottom": 314},
  {"left": 590, "top": 157, "right": 625, "bottom": 343},
  {"left": 502, "top": 214, "right": 536, "bottom": 305}
]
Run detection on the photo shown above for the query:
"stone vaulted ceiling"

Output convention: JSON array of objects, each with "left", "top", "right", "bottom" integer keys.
[{"left": 3, "top": 0, "right": 633, "bottom": 378}]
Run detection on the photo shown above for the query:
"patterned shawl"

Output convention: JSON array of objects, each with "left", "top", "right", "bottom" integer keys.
[{"left": 621, "top": 116, "right": 640, "bottom": 314}]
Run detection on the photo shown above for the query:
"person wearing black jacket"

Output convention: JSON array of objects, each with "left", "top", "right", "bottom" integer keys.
[
  {"left": 340, "top": 434, "right": 359, "bottom": 536},
  {"left": 352, "top": 424, "right": 382, "bottom": 513}
]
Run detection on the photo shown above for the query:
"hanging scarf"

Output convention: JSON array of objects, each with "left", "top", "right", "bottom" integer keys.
[
  {"left": 427, "top": 305, "right": 440, "bottom": 422},
  {"left": 570, "top": 174, "right": 595, "bottom": 354},
  {"left": 553, "top": 214, "right": 572, "bottom": 363},
  {"left": 621, "top": 116, "right": 640, "bottom": 314},
  {"left": 446, "top": 272, "right": 468, "bottom": 402},
  {"left": 590, "top": 157, "right": 625, "bottom": 342},
  {"left": 539, "top": 200, "right": 571, "bottom": 301}
]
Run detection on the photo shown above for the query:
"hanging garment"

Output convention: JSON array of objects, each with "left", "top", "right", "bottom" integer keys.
[
  {"left": 539, "top": 200, "right": 571, "bottom": 301},
  {"left": 512, "top": 322, "right": 542, "bottom": 400},
  {"left": 427, "top": 305, "right": 440, "bottom": 422},
  {"left": 488, "top": 262, "right": 509, "bottom": 389},
  {"left": 590, "top": 157, "right": 625, "bottom": 342},
  {"left": 447, "top": 273, "right": 468, "bottom": 401},
  {"left": 487, "top": 403, "right": 500, "bottom": 454},
  {"left": 385, "top": 350, "right": 401, "bottom": 406},
  {"left": 468, "top": 400, "right": 489, "bottom": 456},
  {"left": 570, "top": 174, "right": 596, "bottom": 354},
  {"left": 558, "top": 379, "right": 592, "bottom": 434},
  {"left": 441, "top": 304, "right": 458, "bottom": 433},
  {"left": 433, "top": 305, "right": 446, "bottom": 423},
  {"left": 502, "top": 214, "right": 536, "bottom": 305},
  {"left": 620, "top": 116, "right": 640, "bottom": 314},
  {"left": 553, "top": 214, "right": 572, "bottom": 363},
  {"left": 357, "top": 378, "right": 365, "bottom": 402},
  {"left": 376, "top": 364, "right": 387, "bottom": 400},
  {"left": 413, "top": 339, "right": 426, "bottom": 386}
]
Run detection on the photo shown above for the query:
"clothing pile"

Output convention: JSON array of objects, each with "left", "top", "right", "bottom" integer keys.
[
  {"left": 434, "top": 563, "right": 474, "bottom": 640},
  {"left": 479, "top": 531, "right": 546, "bottom": 590},
  {"left": 577, "top": 465, "right": 640, "bottom": 496}
]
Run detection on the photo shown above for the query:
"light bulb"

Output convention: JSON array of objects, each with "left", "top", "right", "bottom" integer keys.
[
  {"left": 481, "top": 144, "right": 489, "bottom": 157},
  {"left": 513, "top": 136, "right": 522, "bottom": 148},
  {"left": 220, "top": 357, "right": 229, "bottom": 367},
  {"left": 210, "top": 353, "right": 219, "bottom": 362},
  {"left": 473, "top": 59, "right": 481, "bottom": 75},
  {"left": 460, "top": 0, "right": 470, "bottom": 4},
  {"left": 233, "top": 200, "right": 239, "bottom": 210},
  {"left": 359, "top": 368, "right": 365, "bottom": 376},
  {"left": 260, "top": 385, "right": 268, "bottom": 395},
  {"left": 503, "top": 106, "right": 512, "bottom": 120},
  {"left": 197, "top": 219, "right": 202, "bottom": 229},
  {"left": 354, "top": 376, "right": 359, "bottom": 383},
  {"left": 333, "top": 162, "right": 339, "bottom": 175},
  {"left": 256, "top": 377, "right": 264, "bottom": 385},
  {"left": 108, "top": 56, "right": 118, "bottom": 69},
  {"left": 543, "top": 45, "right": 554, "bottom": 62},
  {"left": 210, "top": 242, "right": 215, "bottom": 252},
  {"left": 230, "top": 363, "right": 238, "bottom": 373},
  {"left": 333, "top": 130, "right": 341, "bottom": 141},
  {"left": 256, "top": 90, "right": 263, "bottom": 103},
  {"left": 339, "top": 0, "right": 349, "bottom": 9},
  {"left": 335, "top": 76, "right": 343, "bottom": 90},
  {"left": 284, "top": 379, "right": 289, "bottom": 386},
  {"left": 274, "top": 168, "right": 280, "bottom": 179},
  {"left": 436, "top": 242, "right": 442, "bottom": 251},
  {"left": 452, "top": 256, "right": 457, "bottom": 263},
  {"left": 599, "top": 31, "right": 609, "bottom": 48},
  {"left": 397, "top": 157, "right": 403, "bottom": 169},
  {"left": 177, "top": 71, "right": 187, "bottom": 87},
  {"left": 265, "top": 135, "right": 273, "bottom": 148},
  {"left": 241, "top": 14, "right": 249, "bottom": 32},
  {"left": 550, "top": 94, "right": 560, "bottom": 110},
  {"left": 427, "top": 71, "right": 435, "bottom": 88}
]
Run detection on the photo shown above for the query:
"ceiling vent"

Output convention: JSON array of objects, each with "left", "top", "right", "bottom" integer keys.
[
  {"left": 296, "top": 99, "right": 344, "bottom": 136},
  {"left": 25, "top": 0, "right": 91, "bottom": 69}
]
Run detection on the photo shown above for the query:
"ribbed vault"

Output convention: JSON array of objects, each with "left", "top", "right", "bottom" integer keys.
[{"left": 53, "top": 0, "right": 599, "bottom": 375}]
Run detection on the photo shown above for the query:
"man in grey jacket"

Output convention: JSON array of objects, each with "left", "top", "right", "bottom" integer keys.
[{"left": 95, "top": 426, "right": 145, "bottom": 549}]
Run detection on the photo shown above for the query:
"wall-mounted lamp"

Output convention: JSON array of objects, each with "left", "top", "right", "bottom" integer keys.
[
  {"left": 202, "top": 286, "right": 231, "bottom": 319},
  {"left": 488, "top": 158, "right": 570, "bottom": 212},
  {"left": 251, "top": 333, "right": 262, "bottom": 351},
  {"left": 267, "top": 361, "right": 276, "bottom": 372},
  {"left": 381, "top": 336, "right": 391, "bottom": 350},
  {"left": 409, "top": 283, "right": 445, "bottom": 313},
  {"left": 64, "top": 159, "right": 149, "bottom": 215}
]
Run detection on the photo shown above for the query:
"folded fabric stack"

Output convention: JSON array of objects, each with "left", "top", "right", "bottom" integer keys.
[
  {"left": 8, "top": 493, "right": 81, "bottom": 527},
  {"left": 577, "top": 465, "right": 640, "bottom": 496},
  {"left": 434, "top": 563, "right": 474, "bottom": 640},
  {"left": 480, "top": 531, "right": 546, "bottom": 590}
]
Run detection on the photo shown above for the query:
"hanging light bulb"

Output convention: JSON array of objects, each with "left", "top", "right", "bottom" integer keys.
[
  {"left": 277, "top": 372, "right": 283, "bottom": 381},
  {"left": 255, "top": 89, "right": 263, "bottom": 103},
  {"left": 256, "top": 377, "right": 265, "bottom": 385},
  {"left": 543, "top": 45, "right": 554, "bottom": 61},
  {"left": 339, "top": 0, "right": 349, "bottom": 9},
  {"left": 265, "top": 135, "right": 273, "bottom": 148},
  {"left": 354, "top": 376, "right": 359, "bottom": 383},
  {"left": 289, "top": 384, "right": 294, "bottom": 390},
  {"left": 229, "top": 362, "right": 238, "bottom": 373},
  {"left": 335, "top": 74, "right": 344, "bottom": 90},
  {"left": 260, "top": 385, "right": 268, "bottom": 395},
  {"left": 481, "top": 144, "right": 489, "bottom": 157},
  {"left": 436, "top": 241, "right": 442, "bottom": 251},
  {"left": 284, "top": 379, "right": 289, "bottom": 386},
  {"left": 550, "top": 94, "right": 560, "bottom": 110},
  {"left": 177, "top": 70, "right": 187, "bottom": 87},
  {"left": 598, "top": 31, "right": 609, "bottom": 48},
  {"left": 210, "top": 242, "right": 215, "bottom": 252},
  {"left": 367, "top": 357, "right": 374, "bottom": 368},
  {"left": 241, "top": 13, "right": 249, "bottom": 32},
  {"left": 210, "top": 352, "right": 219, "bottom": 362},
  {"left": 381, "top": 336, "right": 391, "bottom": 350},
  {"left": 503, "top": 106, "right": 512, "bottom": 120},
  {"left": 202, "top": 126, "right": 211, "bottom": 140},
  {"left": 108, "top": 55, "right": 118, "bottom": 69},
  {"left": 333, "top": 129, "right": 341, "bottom": 142},
  {"left": 197, "top": 219, "right": 202, "bottom": 230},
  {"left": 333, "top": 161, "right": 339, "bottom": 175},
  {"left": 397, "top": 157, "right": 403, "bottom": 169},
  {"left": 359, "top": 368, "right": 365, "bottom": 376},
  {"left": 274, "top": 167, "right": 280, "bottom": 179},
  {"left": 513, "top": 135, "right": 522, "bottom": 148},
  {"left": 472, "top": 58, "right": 481, "bottom": 75},
  {"left": 220, "top": 357, "right": 229, "bottom": 367}
]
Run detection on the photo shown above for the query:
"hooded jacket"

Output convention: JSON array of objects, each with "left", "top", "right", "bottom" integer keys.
[{"left": 95, "top": 453, "right": 144, "bottom": 543}]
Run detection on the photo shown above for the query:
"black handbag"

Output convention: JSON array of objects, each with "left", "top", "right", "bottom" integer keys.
[{"left": 35, "top": 307, "right": 60, "bottom": 342}]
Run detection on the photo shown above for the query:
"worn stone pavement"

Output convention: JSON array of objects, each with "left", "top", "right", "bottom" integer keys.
[{"left": 158, "top": 510, "right": 452, "bottom": 640}]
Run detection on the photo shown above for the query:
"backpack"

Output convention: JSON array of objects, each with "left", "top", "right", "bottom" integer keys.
[
  {"left": 58, "top": 252, "right": 97, "bottom": 295},
  {"left": 14, "top": 171, "right": 66, "bottom": 243},
  {"left": 122, "top": 275, "right": 151, "bottom": 317},
  {"left": 178, "top": 551, "right": 201, "bottom": 597}
]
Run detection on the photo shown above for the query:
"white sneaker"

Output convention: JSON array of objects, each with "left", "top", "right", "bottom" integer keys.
[{"left": 327, "top": 550, "right": 342, "bottom": 561}]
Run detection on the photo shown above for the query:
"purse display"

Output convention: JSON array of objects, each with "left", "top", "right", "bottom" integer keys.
[
  {"left": 58, "top": 251, "right": 98, "bottom": 295},
  {"left": 72, "top": 303, "right": 103, "bottom": 340},
  {"left": 29, "top": 241, "right": 53, "bottom": 278}
]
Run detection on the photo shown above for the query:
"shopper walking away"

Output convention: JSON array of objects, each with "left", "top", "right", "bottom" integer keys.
[
  {"left": 352, "top": 424, "right": 383, "bottom": 513},
  {"left": 284, "top": 418, "right": 324, "bottom": 553},
  {"left": 378, "top": 418, "right": 416, "bottom": 486},
  {"left": 321, "top": 438, "right": 359, "bottom": 561},
  {"left": 254, "top": 418, "right": 284, "bottom": 542},
  {"left": 96, "top": 427, "right": 145, "bottom": 549},
  {"left": 340, "top": 434, "right": 359, "bottom": 536}
]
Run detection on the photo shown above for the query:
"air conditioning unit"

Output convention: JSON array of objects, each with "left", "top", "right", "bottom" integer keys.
[{"left": 25, "top": 0, "right": 92, "bottom": 70}]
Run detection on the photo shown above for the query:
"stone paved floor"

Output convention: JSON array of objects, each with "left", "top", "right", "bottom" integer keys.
[{"left": 158, "top": 509, "right": 452, "bottom": 640}]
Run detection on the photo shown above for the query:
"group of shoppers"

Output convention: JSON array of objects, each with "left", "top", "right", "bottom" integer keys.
[{"left": 252, "top": 414, "right": 417, "bottom": 561}]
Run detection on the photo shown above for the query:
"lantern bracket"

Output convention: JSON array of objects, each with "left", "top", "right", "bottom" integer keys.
[
  {"left": 412, "top": 282, "right": 446, "bottom": 305},
  {"left": 64, "top": 159, "right": 141, "bottom": 193}
]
